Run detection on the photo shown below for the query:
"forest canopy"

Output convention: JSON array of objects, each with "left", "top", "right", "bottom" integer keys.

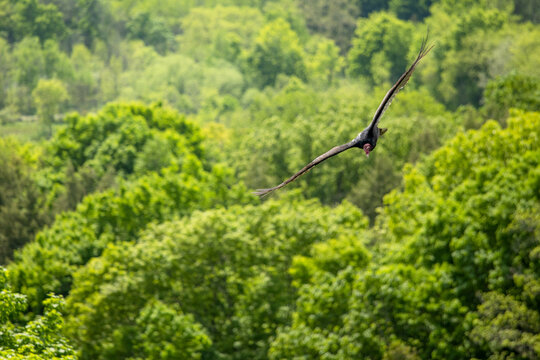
[{"left": 0, "top": 0, "right": 539, "bottom": 359}]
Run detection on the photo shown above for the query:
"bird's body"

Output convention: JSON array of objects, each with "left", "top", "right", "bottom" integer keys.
[{"left": 254, "top": 35, "right": 434, "bottom": 197}]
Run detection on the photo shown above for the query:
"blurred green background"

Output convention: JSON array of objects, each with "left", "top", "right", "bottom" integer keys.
[{"left": 0, "top": 0, "right": 539, "bottom": 359}]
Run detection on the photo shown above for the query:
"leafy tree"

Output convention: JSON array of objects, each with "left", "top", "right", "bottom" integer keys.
[
  {"left": 64, "top": 199, "right": 368, "bottom": 360},
  {"left": 305, "top": 37, "right": 344, "bottom": 85},
  {"left": 32, "top": 78, "right": 69, "bottom": 137},
  {"left": 231, "top": 81, "right": 456, "bottom": 220},
  {"left": 8, "top": 36, "right": 51, "bottom": 115},
  {"left": 513, "top": 0, "right": 539, "bottom": 22},
  {"left": 389, "top": 0, "right": 433, "bottom": 21},
  {"left": 39, "top": 102, "right": 205, "bottom": 213},
  {"left": 0, "top": 138, "right": 45, "bottom": 264},
  {"left": 0, "top": 0, "right": 66, "bottom": 44},
  {"left": 130, "top": 300, "right": 212, "bottom": 360},
  {"left": 261, "top": 1, "right": 309, "bottom": 42},
  {"left": 246, "top": 18, "right": 306, "bottom": 87},
  {"left": 108, "top": 0, "right": 191, "bottom": 33},
  {"left": 270, "top": 264, "right": 469, "bottom": 359},
  {"left": 178, "top": 6, "right": 264, "bottom": 63},
  {"left": 422, "top": 2, "right": 513, "bottom": 108},
  {"left": 483, "top": 73, "right": 540, "bottom": 122},
  {"left": 296, "top": 0, "right": 359, "bottom": 52},
  {"left": 126, "top": 12, "right": 174, "bottom": 54},
  {"left": 28, "top": 1, "right": 66, "bottom": 43},
  {"left": 356, "top": 0, "right": 390, "bottom": 16},
  {"left": 347, "top": 12, "right": 415, "bottom": 84},
  {"left": 269, "top": 110, "right": 540, "bottom": 360},
  {"left": 1, "top": 2, "right": 540, "bottom": 359},
  {"left": 469, "top": 292, "right": 540, "bottom": 359},
  {"left": 70, "top": 0, "right": 110, "bottom": 48},
  {"left": 42, "top": 39, "right": 73, "bottom": 80},
  {"left": 9, "top": 107, "right": 253, "bottom": 312},
  {"left": 504, "top": 24, "right": 540, "bottom": 79},
  {"left": 12, "top": 36, "right": 43, "bottom": 91},
  {"left": 10, "top": 162, "right": 253, "bottom": 313},
  {"left": 0, "top": 268, "right": 76, "bottom": 359},
  {"left": 0, "top": 38, "right": 12, "bottom": 111},
  {"left": 68, "top": 44, "right": 100, "bottom": 111}
]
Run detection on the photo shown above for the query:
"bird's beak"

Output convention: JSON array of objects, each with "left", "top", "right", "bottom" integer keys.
[{"left": 380, "top": 128, "right": 388, "bottom": 136}]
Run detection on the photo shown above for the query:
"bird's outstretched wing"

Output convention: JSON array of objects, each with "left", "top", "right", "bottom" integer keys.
[
  {"left": 367, "top": 34, "right": 434, "bottom": 132},
  {"left": 253, "top": 141, "right": 355, "bottom": 197},
  {"left": 254, "top": 34, "right": 434, "bottom": 198}
]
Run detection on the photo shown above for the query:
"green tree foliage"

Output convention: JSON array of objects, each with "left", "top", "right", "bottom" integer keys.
[
  {"left": 247, "top": 18, "right": 306, "bottom": 87},
  {"left": 108, "top": 0, "right": 191, "bottom": 32},
  {"left": 0, "top": 36, "right": 73, "bottom": 119},
  {"left": 470, "top": 292, "right": 540, "bottom": 359},
  {"left": 32, "top": 78, "right": 68, "bottom": 137},
  {"left": 513, "top": 0, "right": 538, "bottom": 22},
  {"left": 10, "top": 162, "right": 253, "bottom": 313},
  {"left": 0, "top": 0, "right": 66, "bottom": 44},
  {"left": 68, "top": 44, "right": 100, "bottom": 111},
  {"left": 347, "top": 12, "right": 415, "bottom": 84},
  {"left": 270, "top": 264, "right": 468, "bottom": 359},
  {"left": 305, "top": 37, "right": 344, "bottom": 85},
  {"left": 389, "top": 0, "right": 433, "bottom": 21},
  {"left": 64, "top": 199, "right": 368, "bottom": 360},
  {"left": 296, "top": 0, "right": 359, "bottom": 52},
  {"left": 9, "top": 110, "right": 253, "bottom": 312},
  {"left": 381, "top": 111, "right": 539, "bottom": 296},
  {"left": 1, "top": 1, "right": 540, "bottom": 359},
  {"left": 0, "top": 38, "right": 11, "bottom": 112},
  {"left": 126, "top": 12, "right": 174, "bottom": 54},
  {"left": 42, "top": 39, "right": 73, "bottom": 80},
  {"left": 178, "top": 6, "right": 264, "bottom": 62},
  {"left": 483, "top": 73, "right": 540, "bottom": 122},
  {"left": 11, "top": 37, "right": 44, "bottom": 113},
  {"left": 505, "top": 25, "right": 540, "bottom": 79},
  {"left": 379, "top": 111, "right": 540, "bottom": 354},
  {"left": 47, "top": 102, "right": 203, "bottom": 176},
  {"left": 0, "top": 138, "right": 45, "bottom": 263},
  {"left": 117, "top": 51, "right": 244, "bottom": 114},
  {"left": 230, "top": 81, "right": 457, "bottom": 220},
  {"left": 0, "top": 268, "right": 76, "bottom": 359},
  {"left": 357, "top": 0, "right": 391, "bottom": 16},
  {"left": 270, "top": 110, "right": 540, "bottom": 359},
  {"left": 131, "top": 300, "right": 212, "bottom": 360},
  {"left": 40, "top": 102, "right": 204, "bottom": 211},
  {"left": 421, "top": 1, "right": 524, "bottom": 108}
]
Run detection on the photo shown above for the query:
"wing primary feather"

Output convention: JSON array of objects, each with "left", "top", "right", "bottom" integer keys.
[
  {"left": 253, "top": 142, "right": 355, "bottom": 197},
  {"left": 368, "top": 33, "right": 434, "bottom": 131}
]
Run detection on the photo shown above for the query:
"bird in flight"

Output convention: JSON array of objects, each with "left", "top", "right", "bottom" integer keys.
[{"left": 254, "top": 36, "right": 434, "bottom": 197}]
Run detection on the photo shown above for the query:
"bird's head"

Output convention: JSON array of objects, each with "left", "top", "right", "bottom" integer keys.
[
  {"left": 363, "top": 143, "right": 373, "bottom": 157},
  {"left": 363, "top": 128, "right": 387, "bottom": 157}
]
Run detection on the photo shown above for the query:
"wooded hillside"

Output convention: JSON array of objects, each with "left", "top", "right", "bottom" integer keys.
[{"left": 0, "top": 0, "right": 539, "bottom": 359}]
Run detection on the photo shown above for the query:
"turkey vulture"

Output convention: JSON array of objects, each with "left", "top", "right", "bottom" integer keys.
[{"left": 254, "top": 36, "right": 434, "bottom": 197}]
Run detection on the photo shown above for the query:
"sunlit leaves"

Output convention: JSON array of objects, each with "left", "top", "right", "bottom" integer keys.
[
  {"left": 470, "top": 292, "right": 540, "bottom": 359},
  {"left": 247, "top": 18, "right": 306, "bottom": 87},
  {"left": 32, "top": 78, "right": 68, "bottom": 137},
  {"left": 0, "top": 268, "right": 76, "bottom": 360},
  {"left": 179, "top": 6, "right": 263, "bottom": 63},
  {"left": 347, "top": 12, "right": 414, "bottom": 84},
  {"left": 64, "top": 199, "right": 368, "bottom": 359}
]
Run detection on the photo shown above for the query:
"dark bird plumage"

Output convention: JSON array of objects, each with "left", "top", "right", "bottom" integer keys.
[{"left": 254, "top": 35, "right": 434, "bottom": 197}]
